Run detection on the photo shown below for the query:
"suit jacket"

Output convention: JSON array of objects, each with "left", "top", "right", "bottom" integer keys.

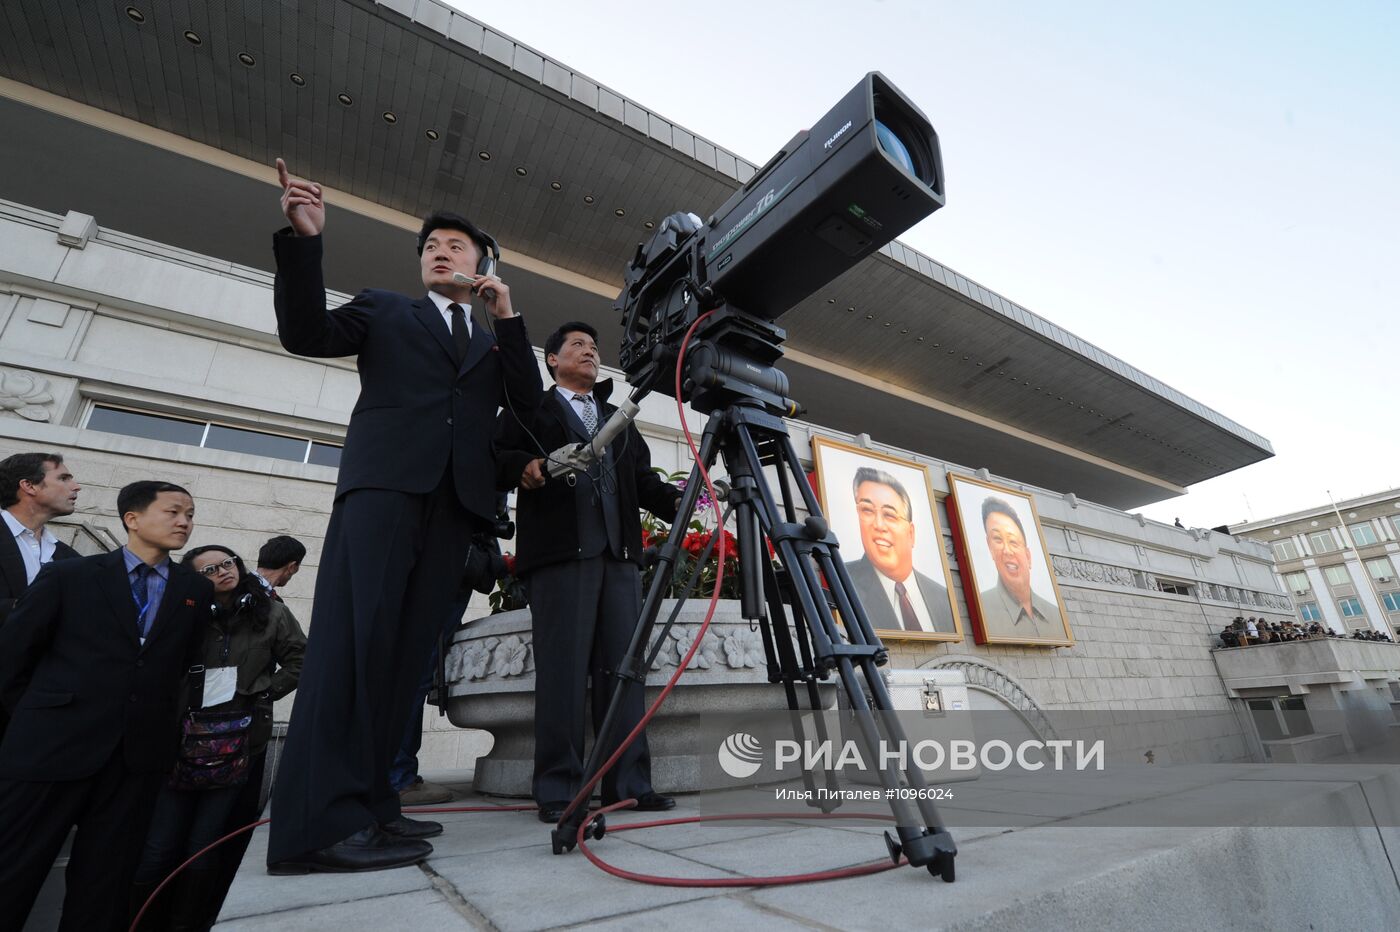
[
  {"left": 273, "top": 229, "right": 543, "bottom": 522},
  {"left": 496, "top": 380, "right": 679, "bottom": 576},
  {"left": 0, "top": 523, "right": 78, "bottom": 627},
  {"left": 0, "top": 550, "right": 215, "bottom": 780},
  {"left": 845, "top": 556, "right": 957, "bottom": 634}
]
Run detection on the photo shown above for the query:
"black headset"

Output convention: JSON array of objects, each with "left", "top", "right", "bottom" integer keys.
[{"left": 474, "top": 230, "right": 500, "bottom": 279}]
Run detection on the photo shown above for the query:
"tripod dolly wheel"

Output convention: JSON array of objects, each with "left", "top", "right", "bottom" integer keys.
[{"left": 589, "top": 815, "right": 607, "bottom": 840}]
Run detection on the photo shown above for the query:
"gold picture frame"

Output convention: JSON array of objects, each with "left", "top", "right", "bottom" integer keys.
[
  {"left": 945, "top": 473, "right": 1073, "bottom": 647},
  {"left": 810, "top": 436, "right": 963, "bottom": 642}
]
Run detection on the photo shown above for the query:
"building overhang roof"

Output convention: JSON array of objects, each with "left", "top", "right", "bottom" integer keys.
[{"left": 0, "top": 0, "right": 1273, "bottom": 509}]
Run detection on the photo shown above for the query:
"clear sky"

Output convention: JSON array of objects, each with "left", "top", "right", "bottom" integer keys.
[{"left": 447, "top": 0, "right": 1400, "bottom": 528}]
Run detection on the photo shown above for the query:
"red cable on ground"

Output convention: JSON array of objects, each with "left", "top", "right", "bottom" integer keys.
[
  {"left": 130, "top": 818, "right": 270, "bottom": 932},
  {"left": 575, "top": 804, "right": 903, "bottom": 887}
]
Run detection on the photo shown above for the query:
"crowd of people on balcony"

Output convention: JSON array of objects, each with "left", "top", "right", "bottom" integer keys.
[{"left": 1218, "top": 614, "right": 1396, "bottom": 648}]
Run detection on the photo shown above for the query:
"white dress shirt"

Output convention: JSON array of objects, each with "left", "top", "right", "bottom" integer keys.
[
  {"left": 556, "top": 385, "right": 595, "bottom": 426},
  {"left": 3, "top": 509, "right": 59, "bottom": 585},
  {"left": 874, "top": 568, "right": 935, "bottom": 633},
  {"left": 427, "top": 290, "right": 472, "bottom": 339}
]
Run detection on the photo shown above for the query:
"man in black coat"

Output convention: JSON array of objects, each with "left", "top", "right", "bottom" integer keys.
[
  {"left": 267, "top": 160, "right": 542, "bottom": 873},
  {"left": 0, "top": 451, "right": 82, "bottom": 741},
  {"left": 496, "top": 321, "right": 680, "bottom": 822},
  {"left": 0, "top": 481, "right": 212, "bottom": 932}
]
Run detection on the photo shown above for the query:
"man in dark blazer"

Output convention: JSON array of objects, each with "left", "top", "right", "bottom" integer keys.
[
  {"left": 267, "top": 160, "right": 542, "bottom": 873},
  {"left": 843, "top": 467, "right": 956, "bottom": 634},
  {"left": 497, "top": 322, "right": 680, "bottom": 822},
  {"left": 0, "top": 451, "right": 82, "bottom": 740},
  {"left": 0, "top": 481, "right": 212, "bottom": 932}
]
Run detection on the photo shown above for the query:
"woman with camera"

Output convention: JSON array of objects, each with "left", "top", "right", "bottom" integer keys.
[{"left": 131, "top": 545, "right": 305, "bottom": 930}]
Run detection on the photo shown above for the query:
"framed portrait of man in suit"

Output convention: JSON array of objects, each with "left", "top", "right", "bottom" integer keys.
[
  {"left": 945, "top": 473, "right": 1073, "bottom": 647},
  {"left": 811, "top": 436, "right": 962, "bottom": 641}
]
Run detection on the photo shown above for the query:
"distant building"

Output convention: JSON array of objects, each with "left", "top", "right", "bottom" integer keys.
[{"left": 1235, "top": 489, "right": 1400, "bottom": 635}]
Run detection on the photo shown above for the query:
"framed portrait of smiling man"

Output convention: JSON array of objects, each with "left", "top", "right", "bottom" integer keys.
[
  {"left": 945, "top": 473, "right": 1073, "bottom": 647},
  {"left": 811, "top": 437, "right": 962, "bottom": 641}
]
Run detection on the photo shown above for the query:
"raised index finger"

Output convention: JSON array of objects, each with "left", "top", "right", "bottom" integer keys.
[{"left": 276, "top": 157, "right": 292, "bottom": 190}]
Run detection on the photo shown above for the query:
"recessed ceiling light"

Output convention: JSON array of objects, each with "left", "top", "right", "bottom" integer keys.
[
  {"left": 478, "top": 151, "right": 491, "bottom": 161},
  {"left": 916, "top": 337, "right": 925, "bottom": 342},
  {"left": 864, "top": 313, "right": 874, "bottom": 320},
  {"left": 826, "top": 298, "right": 836, "bottom": 304},
  {"left": 900, "top": 328, "right": 908, "bottom": 334},
  {"left": 846, "top": 306, "right": 855, "bottom": 312},
  {"left": 238, "top": 52, "right": 255, "bottom": 66},
  {"left": 549, "top": 181, "right": 561, "bottom": 191},
  {"left": 382, "top": 111, "right": 396, "bottom": 123},
  {"left": 289, "top": 72, "right": 306, "bottom": 86},
  {"left": 183, "top": 30, "right": 202, "bottom": 45},
  {"left": 515, "top": 166, "right": 527, "bottom": 176},
  {"left": 337, "top": 93, "right": 353, "bottom": 106},
  {"left": 614, "top": 208, "right": 625, "bottom": 217},
  {"left": 643, "top": 221, "right": 655, "bottom": 229},
  {"left": 125, "top": 7, "right": 145, "bottom": 23},
  {"left": 883, "top": 322, "right": 891, "bottom": 328},
  {"left": 582, "top": 195, "right": 594, "bottom": 204},
  {"left": 425, "top": 129, "right": 440, "bottom": 140}
]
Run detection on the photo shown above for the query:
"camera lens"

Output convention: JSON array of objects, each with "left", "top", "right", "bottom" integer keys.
[{"left": 875, "top": 120, "right": 915, "bottom": 175}]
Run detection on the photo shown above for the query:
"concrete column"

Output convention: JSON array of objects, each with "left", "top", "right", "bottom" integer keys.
[
  {"left": 1303, "top": 565, "right": 1345, "bottom": 633},
  {"left": 1344, "top": 559, "right": 1387, "bottom": 634}
]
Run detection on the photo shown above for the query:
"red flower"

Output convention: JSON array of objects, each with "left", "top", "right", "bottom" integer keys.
[{"left": 502, "top": 553, "right": 517, "bottom": 576}]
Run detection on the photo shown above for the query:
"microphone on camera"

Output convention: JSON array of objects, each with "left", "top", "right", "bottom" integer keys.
[{"left": 546, "top": 398, "right": 641, "bottom": 480}]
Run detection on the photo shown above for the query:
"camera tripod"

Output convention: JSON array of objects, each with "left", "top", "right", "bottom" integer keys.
[{"left": 550, "top": 384, "right": 957, "bottom": 882}]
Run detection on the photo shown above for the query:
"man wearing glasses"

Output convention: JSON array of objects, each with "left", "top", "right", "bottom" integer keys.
[{"left": 844, "top": 467, "right": 955, "bottom": 634}]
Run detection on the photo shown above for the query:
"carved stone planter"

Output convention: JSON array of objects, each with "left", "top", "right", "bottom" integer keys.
[{"left": 443, "top": 600, "right": 836, "bottom": 797}]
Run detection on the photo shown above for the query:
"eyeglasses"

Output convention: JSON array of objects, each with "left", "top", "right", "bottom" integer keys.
[{"left": 196, "top": 557, "right": 237, "bottom": 577}]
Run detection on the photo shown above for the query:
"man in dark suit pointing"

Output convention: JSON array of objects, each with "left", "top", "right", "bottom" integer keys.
[
  {"left": 844, "top": 467, "right": 956, "bottom": 634},
  {"left": 267, "top": 160, "right": 542, "bottom": 874}
]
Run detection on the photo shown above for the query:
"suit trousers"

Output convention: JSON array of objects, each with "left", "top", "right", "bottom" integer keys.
[
  {"left": 527, "top": 555, "right": 654, "bottom": 806},
  {"left": 0, "top": 745, "right": 162, "bottom": 932},
  {"left": 268, "top": 471, "right": 475, "bottom": 863}
]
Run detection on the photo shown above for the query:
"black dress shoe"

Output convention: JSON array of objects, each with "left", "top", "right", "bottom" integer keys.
[
  {"left": 631, "top": 792, "right": 676, "bottom": 812},
  {"left": 381, "top": 814, "right": 444, "bottom": 839},
  {"left": 267, "top": 826, "right": 432, "bottom": 875},
  {"left": 537, "top": 802, "right": 569, "bottom": 824}
]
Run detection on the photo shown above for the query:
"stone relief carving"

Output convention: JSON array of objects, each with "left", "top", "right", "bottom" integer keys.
[
  {"left": 1051, "top": 554, "right": 1290, "bottom": 609},
  {"left": 0, "top": 368, "right": 54, "bottom": 422},
  {"left": 722, "top": 628, "right": 765, "bottom": 670},
  {"left": 925, "top": 658, "right": 1058, "bottom": 742},
  {"left": 444, "top": 633, "right": 533, "bottom": 683}
]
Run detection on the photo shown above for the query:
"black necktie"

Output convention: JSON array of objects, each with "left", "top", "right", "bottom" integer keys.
[
  {"left": 131, "top": 563, "right": 153, "bottom": 638},
  {"left": 894, "top": 581, "right": 920, "bottom": 632},
  {"left": 448, "top": 303, "right": 470, "bottom": 364}
]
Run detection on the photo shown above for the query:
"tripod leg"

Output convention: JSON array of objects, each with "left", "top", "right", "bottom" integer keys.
[{"left": 551, "top": 414, "right": 726, "bottom": 853}]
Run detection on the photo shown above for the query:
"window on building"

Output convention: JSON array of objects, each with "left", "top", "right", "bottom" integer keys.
[
  {"left": 1247, "top": 696, "right": 1314, "bottom": 744},
  {"left": 1366, "top": 558, "right": 1395, "bottom": 582},
  {"left": 1156, "top": 579, "right": 1194, "bottom": 596},
  {"left": 1323, "top": 565, "right": 1352, "bottom": 587},
  {"left": 1383, "top": 592, "right": 1400, "bottom": 613},
  {"left": 86, "top": 404, "right": 342, "bottom": 468},
  {"left": 1283, "top": 572, "right": 1310, "bottom": 593},
  {"left": 1392, "top": 515, "right": 1400, "bottom": 538},
  {"left": 1348, "top": 523, "right": 1380, "bottom": 547},
  {"left": 1299, "top": 602, "right": 1322, "bottom": 621},
  {"left": 1307, "top": 530, "right": 1338, "bottom": 554},
  {"left": 1339, "top": 597, "right": 1364, "bottom": 618},
  {"left": 1271, "top": 540, "right": 1299, "bottom": 562}
]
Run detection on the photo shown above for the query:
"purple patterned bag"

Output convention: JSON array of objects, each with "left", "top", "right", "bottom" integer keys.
[{"left": 168, "top": 709, "right": 253, "bottom": 791}]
